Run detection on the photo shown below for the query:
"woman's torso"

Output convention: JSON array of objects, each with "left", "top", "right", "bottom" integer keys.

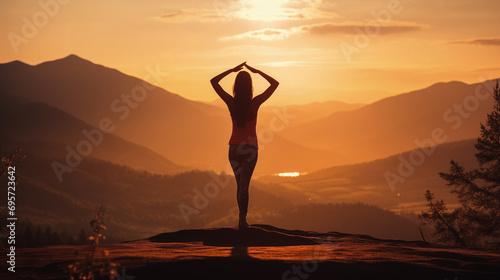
[{"left": 228, "top": 99, "right": 259, "bottom": 148}]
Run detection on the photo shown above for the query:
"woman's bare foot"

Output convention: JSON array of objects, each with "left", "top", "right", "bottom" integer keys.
[
  {"left": 238, "top": 214, "right": 249, "bottom": 229},
  {"left": 238, "top": 221, "right": 249, "bottom": 229}
]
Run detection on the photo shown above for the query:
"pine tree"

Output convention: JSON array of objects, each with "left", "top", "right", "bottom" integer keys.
[{"left": 420, "top": 82, "right": 500, "bottom": 248}]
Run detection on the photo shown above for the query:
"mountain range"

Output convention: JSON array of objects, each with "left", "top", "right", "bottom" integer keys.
[
  {"left": 1, "top": 54, "right": 496, "bottom": 175},
  {"left": 259, "top": 138, "right": 479, "bottom": 216},
  {"left": 0, "top": 96, "right": 182, "bottom": 176},
  {"left": 282, "top": 79, "right": 496, "bottom": 166}
]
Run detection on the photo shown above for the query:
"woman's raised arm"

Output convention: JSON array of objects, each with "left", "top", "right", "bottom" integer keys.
[
  {"left": 245, "top": 63, "right": 279, "bottom": 107},
  {"left": 210, "top": 62, "right": 246, "bottom": 105}
]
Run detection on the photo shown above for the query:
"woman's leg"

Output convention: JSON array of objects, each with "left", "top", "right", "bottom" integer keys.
[
  {"left": 236, "top": 145, "right": 257, "bottom": 216},
  {"left": 228, "top": 145, "right": 258, "bottom": 228},
  {"left": 228, "top": 144, "right": 242, "bottom": 185}
]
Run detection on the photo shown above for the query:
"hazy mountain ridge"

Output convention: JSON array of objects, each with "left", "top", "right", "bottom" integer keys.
[
  {"left": 1, "top": 55, "right": 494, "bottom": 173},
  {"left": 282, "top": 79, "right": 497, "bottom": 166},
  {"left": 259, "top": 138, "right": 478, "bottom": 215},
  {"left": 0, "top": 96, "right": 184, "bottom": 175}
]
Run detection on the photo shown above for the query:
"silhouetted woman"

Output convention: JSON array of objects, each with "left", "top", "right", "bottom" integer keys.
[{"left": 211, "top": 62, "right": 279, "bottom": 228}]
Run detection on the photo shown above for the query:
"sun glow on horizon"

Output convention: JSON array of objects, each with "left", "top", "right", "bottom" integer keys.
[{"left": 275, "top": 172, "right": 309, "bottom": 177}]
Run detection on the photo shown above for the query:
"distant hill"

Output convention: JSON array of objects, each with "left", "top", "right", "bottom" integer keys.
[
  {"left": 261, "top": 100, "right": 365, "bottom": 126},
  {"left": 0, "top": 96, "right": 184, "bottom": 176},
  {"left": 282, "top": 79, "right": 497, "bottom": 166},
  {"left": 259, "top": 138, "right": 478, "bottom": 214}
]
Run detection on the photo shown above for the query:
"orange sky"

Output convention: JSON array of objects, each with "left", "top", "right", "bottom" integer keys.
[{"left": 1, "top": 0, "right": 500, "bottom": 105}]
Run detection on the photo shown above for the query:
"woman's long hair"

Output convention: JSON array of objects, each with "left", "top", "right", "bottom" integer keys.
[{"left": 232, "top": 71, "right": 253, "bottom": 128}]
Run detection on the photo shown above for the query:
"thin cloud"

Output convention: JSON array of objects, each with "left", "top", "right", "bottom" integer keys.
[
  {"left": 232, "top": 6, "right": 337, "bottom": 21},
  {"left": 450, "top": 38, "right": 500, "bottom": 46},
  {"left": 220, "top": 28, "right": 293, "bottom": 41},
  {"left": 300, "top": 21, "right": 428, "bottom": 35},
  {"left": 221, "top": 21, "right": 428, "bottom": 41},
  {"left": 156, "top": 9, "right": 229, "bottom": 23}
]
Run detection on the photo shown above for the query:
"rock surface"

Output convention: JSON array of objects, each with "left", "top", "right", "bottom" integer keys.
[{"left": 7, "top": 225, "right": 500, "bottom": 280}]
